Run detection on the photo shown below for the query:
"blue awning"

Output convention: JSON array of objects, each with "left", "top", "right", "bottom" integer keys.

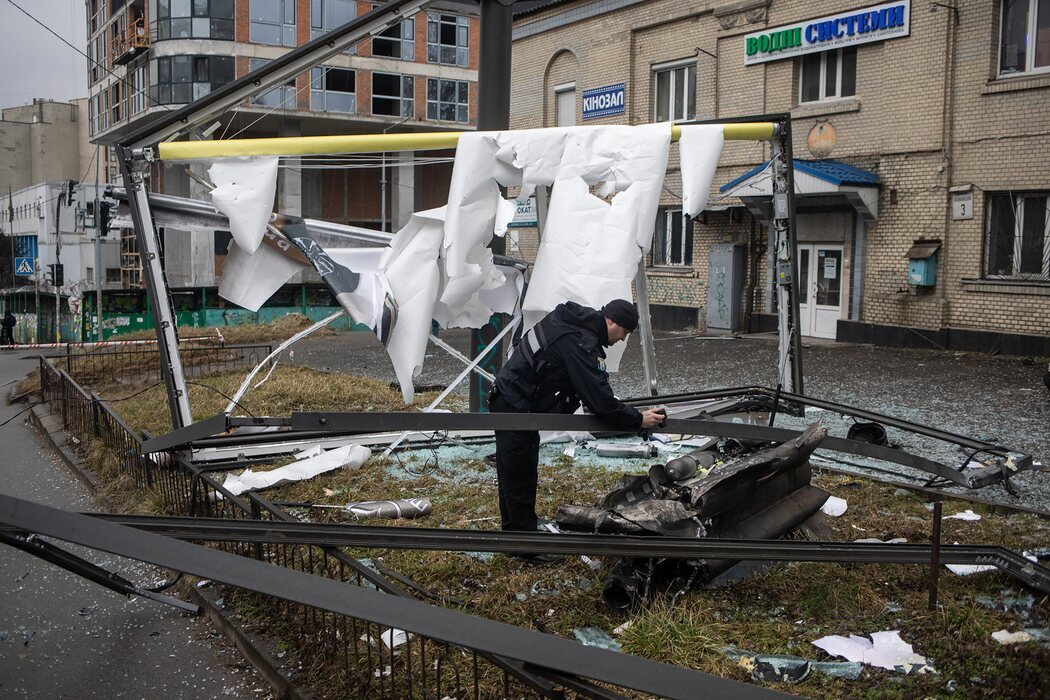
[{"left": 721, "top": 159, "right": 880, "bottom": 193}]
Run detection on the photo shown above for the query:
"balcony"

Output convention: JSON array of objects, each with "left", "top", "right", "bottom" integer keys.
[{"left": 112, "top": 17, "right": 150, "bottom": 66}]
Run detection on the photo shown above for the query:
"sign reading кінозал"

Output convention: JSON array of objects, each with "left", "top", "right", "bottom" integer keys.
[{"left": 743, "top": 0, "right": 910, "bottom": 65}]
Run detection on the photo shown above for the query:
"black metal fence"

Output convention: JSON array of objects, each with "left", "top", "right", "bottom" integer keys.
[
  {"left": 35, "top": 356, "right": 583, "bottom": 699},
  {"left": 45, "top": 343, "right": 273, "bottom": 384}
]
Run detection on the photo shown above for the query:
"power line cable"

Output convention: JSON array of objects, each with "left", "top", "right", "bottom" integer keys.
[{"left": 5, "top": 0, "right": 172, "bottom": 114}]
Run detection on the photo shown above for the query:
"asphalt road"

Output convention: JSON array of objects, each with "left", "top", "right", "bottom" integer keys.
[
  {"left": 289, "top": 328, "right": 1050, "bottom": 509},
  {"left": 0, "top": 351, "right": 266, "bottom": 699}
]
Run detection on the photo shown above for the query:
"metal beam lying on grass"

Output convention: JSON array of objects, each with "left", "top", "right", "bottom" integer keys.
[
  {"left": 0, "top": 493, "right": 783, "bottom": 700},
  {"left": 80, "top": 515, "right": 1050, "bottom": 594},
  {"left": 142, "top": 410, "right": 1034, "bottom": 490}
]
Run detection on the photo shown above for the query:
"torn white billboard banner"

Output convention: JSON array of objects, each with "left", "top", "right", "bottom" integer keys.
[
  {"left": 222, "top": 444, "right": 370, "bottom": 496},
  {"left": 218, "top": 233, "right": 305, "bottom": 311},
  {"left": 273, "top": 215, "right": 396, "bottom": 345},
  {"left": 208, "top": 156, "right": 279, "bottom": 256},
  {"left": 678, "top": 124, "right": 726, "bottom": 218},
  {"left": 380, "top": 208, "right": 446, "bottom": 404}
]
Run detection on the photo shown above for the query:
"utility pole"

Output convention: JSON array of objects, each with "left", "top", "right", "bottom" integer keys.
[
  {"left": 94, "top": 146, "right": 103, "bottom": 342},
  {"left": 53, "top": 187, "right": 63, "bottom": 343},
  {"left": 470, "top": 0, "right": 513, "bottom": 412}
]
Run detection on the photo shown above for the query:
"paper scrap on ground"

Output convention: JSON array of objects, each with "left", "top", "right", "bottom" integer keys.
[
  {"left": 208, "top": 157, "right": 279, "bottom": 255},
  {"left": 812, "top": 630, "right": 934, "bottom": 673},
  {"left": 361, "top": 628, "right": 409, "bottom": 648},
  {"left": 944, "top": 509, "right": 981, "bottom": 521},
  {"left": 223, "top": 444, "right": 370, "bottom": 496},
  {"left": 854, "top": 537, "right": 907, "bottom": 544},
  {"left": 992, "top": 629, "right": 1035, "bottom": 645},
  {"left": 821, "top": 495, "right": 848, "bottom": 517}
]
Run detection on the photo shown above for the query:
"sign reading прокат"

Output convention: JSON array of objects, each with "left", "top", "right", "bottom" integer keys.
[
  {"left": 582, "top": 83, "right": 625, "bottom": 120},
  {"left": 743, "top": 0, "right": 910, "bottom": 65}
]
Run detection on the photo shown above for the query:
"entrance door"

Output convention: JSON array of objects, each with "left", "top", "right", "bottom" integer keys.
[{"left": 796, "top": 244, "right": 843, "bottom": 339}]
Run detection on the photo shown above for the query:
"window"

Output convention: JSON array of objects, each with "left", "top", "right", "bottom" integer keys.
[
  {"left": 427, "top": 12, "right": 469, "bottom": 66},
  {"left": 985, "top": 192, "right": 1050, "bottom": 280},
  {"left": 311, "top": 67, "right": 356, "bottom": 113},
  {"left": 150, "top": 55, "right": 235, "bottom": 105},
  {"left": 250, "top": 0, "right": 296, "bottom": 47},
  {"left": 372, "top": 4, "right": 414, "bottom": 60},
  {"left": 128, "top": 59, "right": 147, "bottom": 114},
  {"left": 105, "top": 268, "right": 121, "bottom": 284},
  {"left": 90, "top": 34, "right": 106, "bottom": 84},
  {"left": 426, "top": 79, "right": 468, "bottom": 122},
  {"left": 1000, "top": 0, "right": 1050, "bottom": 75},
  {"left": 156, "top": 0, "right": 234, "bottom": 41},
  {"left": 653, "top": 61, "right": 696, "bottom": 122},
  {"left": 372, "top": 72, "right": 413, "bottom": 117},
  {"left": 653, "top": 208, "right": 692, "bottom": 266},
  {"left": 249, "top": 57, "right": 298, "bottom": 108},
  {"left": 799, "top": 47, "right": 856, "bottom": 103},
  {"left": 110, "top": 84, "right": 121, "bottom": 123},
  {"left": 555, "top": 83, "right": 575, "bottom": 127},
  {"left": 310, "top": 0, "right": 355, "bottom": 40}
]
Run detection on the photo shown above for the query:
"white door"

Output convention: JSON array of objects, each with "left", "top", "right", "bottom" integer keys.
[
  {"left": 555, "top": 85, "right": 576, "bottom": 126},
  {"left": 797, "top": 244, "right": 843, "bottom": 339}
]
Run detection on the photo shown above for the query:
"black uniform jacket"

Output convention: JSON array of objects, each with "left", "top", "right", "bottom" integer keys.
[{"left": 493, "top": 301, "right": 642, "bottom": 430}]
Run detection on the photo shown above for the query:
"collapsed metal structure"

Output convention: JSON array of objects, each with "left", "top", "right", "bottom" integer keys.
[{"left": 5, "top": 1, "right": 1046, "bottom": 696}]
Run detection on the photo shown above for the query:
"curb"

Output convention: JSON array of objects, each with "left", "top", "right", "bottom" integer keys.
[
  {"left": 188, "top": 585, "right": 312, "bottom": 700},
  {"left": 22, "top": 394, "right": 308, "bottom": 700},
  {"left": 27, "top": 400, "right": 113, "bottom": 510}
]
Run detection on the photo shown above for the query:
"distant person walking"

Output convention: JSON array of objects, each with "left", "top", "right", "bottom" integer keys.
[{"left": 1, "top": 311, "right": 16, "bottom": 346}]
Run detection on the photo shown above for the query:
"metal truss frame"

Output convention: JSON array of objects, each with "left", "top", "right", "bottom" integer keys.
[
  {"left": 0, "top": 493, "right": 785, "bottom": 700},
  {"left": 83, "top": 514, "right": 1050, "bottom": 594},
  {"left": 141, "top": 389, "right": 1037, "bottom": 490}
]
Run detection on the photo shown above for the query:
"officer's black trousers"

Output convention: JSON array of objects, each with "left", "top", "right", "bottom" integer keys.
[{"left": 490, "top": 395, "right": 540, "bottom": 531}]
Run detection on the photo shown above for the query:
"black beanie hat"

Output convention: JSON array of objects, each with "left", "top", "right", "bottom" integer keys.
[{"left": 601, "top": 299, "right": 639, "bottom": 332}]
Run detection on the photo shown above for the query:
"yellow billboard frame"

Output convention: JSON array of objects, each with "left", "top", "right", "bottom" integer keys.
[{"left": 156, "top": 122, "right": 776, "bottom": 160}]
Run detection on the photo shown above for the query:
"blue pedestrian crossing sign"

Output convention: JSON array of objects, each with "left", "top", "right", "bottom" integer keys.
[{"left": 14, "top": 257, "right": 34, "bottom": 276}]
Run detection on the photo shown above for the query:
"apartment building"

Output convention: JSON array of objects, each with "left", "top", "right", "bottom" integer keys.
[
  {"left": 511, "top": 0, "right": 1050, "bottom": 353},
  {"left": 86, "top": 0, "right": 480, "bottom": 287}
]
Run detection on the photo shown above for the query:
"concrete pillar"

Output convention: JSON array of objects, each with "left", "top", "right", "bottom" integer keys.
[
  {"left": 392, "top": 150, "right": 415, "bottom": 231},
  {"left": 278, "top": 120, "right": 302, "bottom": 216}
]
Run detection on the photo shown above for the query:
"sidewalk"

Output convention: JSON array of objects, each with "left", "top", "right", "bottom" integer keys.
[{"left": 0, "top": 351, "right": 268, "bottom": 699}]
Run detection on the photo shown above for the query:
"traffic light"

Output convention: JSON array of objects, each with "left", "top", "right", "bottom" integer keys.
[
  {"left": 48, "top": 263, "right": 64, "bottom": 287},
  {"left": 97, "top": 200, "right": 112, "bottom": 237}
]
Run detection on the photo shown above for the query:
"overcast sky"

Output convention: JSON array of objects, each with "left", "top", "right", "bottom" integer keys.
[{"left": 0, "top": 0, "right": 87, "bottom": 109}]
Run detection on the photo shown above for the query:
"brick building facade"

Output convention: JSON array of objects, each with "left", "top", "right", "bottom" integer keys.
[
  {"left": 86, "top": 0, "right": 478, "bottom": 287},
  {"left": 511, "top": 0, "right": 1050, "bottom": 351}
]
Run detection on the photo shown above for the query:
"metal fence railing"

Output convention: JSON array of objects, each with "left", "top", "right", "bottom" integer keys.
[
  {"left": 35, "top": 356, "right": 584, "bottom": 699},
  {"left": 45, "top": 344, "right": 273, "bottom": 385}
]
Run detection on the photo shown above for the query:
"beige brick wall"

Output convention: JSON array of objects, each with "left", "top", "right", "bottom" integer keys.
[{"left": 512, "top": 0, "right": 1050, "bottom": 338}]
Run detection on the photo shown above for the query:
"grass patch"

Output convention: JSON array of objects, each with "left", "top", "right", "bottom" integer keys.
[
  {"left": 63, "top": 360, "right": 1050, "bottom": 698},
  {"left": 114, "top": 312, "right": 338, "bottom": 345}
]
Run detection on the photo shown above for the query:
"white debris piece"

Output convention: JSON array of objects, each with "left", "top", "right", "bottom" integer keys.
[
  {"left": 943, "top": 509, "right": 981, "bottom": 521},
  {"left": 821, "top": 495, "right": 848, "bottom": 517},
  {"left": 222, "top": 444, "right": 370, "bottom": 496},
  {"left": 208, "top": 157, "right": 279, "bottom": 255},
  {"left": 992, "top": 630, "right": 1035, "bottom": 645},
  {"left": 360, "top": 628, "right": 410, "bottom": 648},
  {"left": 678, "top": 124, "right": 725, "bottom": 217},
  {"left": 854, "top": 537, "right": 908, "bottom": 544},
  {"left": 946, "top": 563, "right": 996, "bottom": 576},
  {"left": 812, "top": 630, "right": 934, "bottom": 673}
]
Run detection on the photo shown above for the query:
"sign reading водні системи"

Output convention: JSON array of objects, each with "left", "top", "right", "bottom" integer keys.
[{"left": 743, "top": 0, "right": 910, "bottom": 65}]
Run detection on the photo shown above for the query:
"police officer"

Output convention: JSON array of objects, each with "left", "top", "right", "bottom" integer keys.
[{"left": 489, "top": 299, "right": 666, "bottom": 543}]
